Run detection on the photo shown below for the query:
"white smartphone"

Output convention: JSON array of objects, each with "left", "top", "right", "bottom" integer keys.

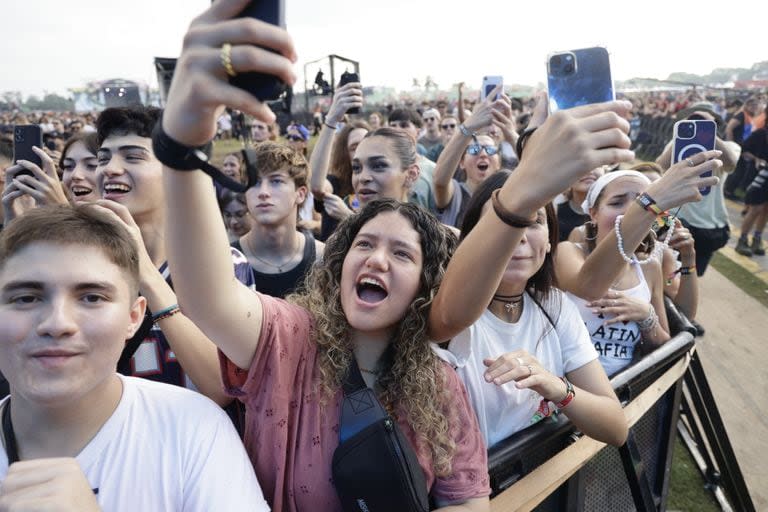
[{"left": 481, "top": 76, "right": 503, "bottom": 101}]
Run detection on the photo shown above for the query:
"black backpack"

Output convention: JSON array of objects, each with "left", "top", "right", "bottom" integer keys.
[{"left": 332, "top": 361, "right": 430, "bottom": 512}]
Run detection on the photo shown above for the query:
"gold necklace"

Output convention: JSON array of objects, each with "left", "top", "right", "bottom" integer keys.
[{"left": 245, "top": 233, "right": 301, "bottom": 272}]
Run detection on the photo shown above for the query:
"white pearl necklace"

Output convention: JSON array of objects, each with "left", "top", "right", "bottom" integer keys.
[{"left": 614, "top": 214, "right": 674, "bottom": 265}]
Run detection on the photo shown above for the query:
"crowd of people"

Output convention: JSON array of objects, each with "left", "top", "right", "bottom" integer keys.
[{"left": 0, "top": 1, "right": 763, "bottom": 509}]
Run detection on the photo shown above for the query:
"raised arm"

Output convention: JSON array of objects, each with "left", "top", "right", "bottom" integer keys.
[
  {"left": 308, "top": 83, "right": 362, "bottom": 197},
  {"left": 556, "top": 151, "right": 722, "bottom": 302},
  {"left": 429, "top": 100, "right": 636, "bottom": 342},
  {"left": 433, "top": 89, "right": 504, "bottom": 208},
  {"left": 159, "top": 0, "right": 297, "bottom": 369}
]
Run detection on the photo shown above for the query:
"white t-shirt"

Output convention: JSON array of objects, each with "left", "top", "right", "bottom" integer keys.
[
  {"left": 432, "top": 290, "right": 597, "bottom": 448},
  {"left": 0, "top": 376, "right": 269, "bottom": 512}
]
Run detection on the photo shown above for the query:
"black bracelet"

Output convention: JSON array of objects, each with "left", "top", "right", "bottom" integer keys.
[
  {"left": 151, "top": 113, "right": 247, "bottom": 193},
  {"left": 151, "top": 113, "right": 213, "bottom": 171},
  {"left": 515, "top": 126, "right": 537, "bottom": 160},
  {"left": 490, "top": 190, "right": 537, "bottom": 228},
  {"left": 324, "top": 121, "right": 337, "bottom": 130}
]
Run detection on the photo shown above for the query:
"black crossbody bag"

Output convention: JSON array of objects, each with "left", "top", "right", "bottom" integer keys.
[{"left": 332, "top": 361, "right": 430, "bottom": 512}]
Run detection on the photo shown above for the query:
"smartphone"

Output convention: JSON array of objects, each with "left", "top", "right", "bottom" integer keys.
[
  {"left": 481, "top": 76, "right": 503, "bottom": 101},
  {"left": 338, "top": 71, "right": 361, "bottom": 114},
  {"left": 13, "top": 125, "right": 43, "bottom": 177},
  {"left": 230, "top": 0, "right": 287, "bottom": 102},
  {"left": 547, "top": 46, "right": 614, "bottom": 112},
  {"left": 671, "top": 119, "right": 717, "bottom": 196}
]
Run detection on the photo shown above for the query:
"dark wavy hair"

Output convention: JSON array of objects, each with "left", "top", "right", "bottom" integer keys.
[
  {"left": 96, "top": 106, "right": 162, "bottom": 146},
  {"left": 460, "top": 170, "right": 559, "bottom": 303},
  {"left": 329, "top": 120, "right": 370, "bottom": 198},
  {"left": 289, "top": 199, "right": 459, "bottom": 475}
]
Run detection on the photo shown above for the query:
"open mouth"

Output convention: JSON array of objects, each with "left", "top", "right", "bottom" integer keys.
[
  {"left": 70, "top": 185, "right": 93, "bottom": 197},
  {"left": 356, "top": 276, "right": 388, "bottom": 304},
  {"left": 103, "top": 182, "right": 132, "bottom": 198},
  {"left": 477, "top": 162, "right": 490, "bottom": 173},
  {"left": 357, "top": 189, "right": 378, "bottom": 201}
]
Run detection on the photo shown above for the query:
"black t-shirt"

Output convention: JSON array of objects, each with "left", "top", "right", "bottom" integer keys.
[
  {"left": 742, "top": 128, "right": 768, "bottom": 160},
  {"left": 233, "top": 230, "right": 317, "bottom": 299},
  {"left": 557, "top": 201, "right": 590, "bottom": 242},
  {"left": 732, "top": 111, "right": 747, "bottom": 144}
]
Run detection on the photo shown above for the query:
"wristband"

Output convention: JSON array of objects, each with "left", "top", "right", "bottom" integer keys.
[
  {"left": 151, "top": 114, "right": 247, "bottom": 193},
  {"left": 458, "top": 124, "right": 473, "bottom": 137},
  {"left": 515, "top": 126, "right": 537, "bottom": 159},
  {"left": 678, "top": 265, "right": 696, "bottom": 276},
  {"left": 635, "top": 192, "right": 664, "bottom": 215},
  {"left": 151, "top": 114, "right": 212, "bottom": 171},
  {"left": 152, "top": 304, "right": 181, "bottom": 323},
  {"left": 490, "top": 190, "right": 537, "bottom": 228},
  {"left": 324, "top": 121, "right": 337, "bottom": 130},
  {"left": 554, "top": 377, "right": 575, "bottom": 409}
]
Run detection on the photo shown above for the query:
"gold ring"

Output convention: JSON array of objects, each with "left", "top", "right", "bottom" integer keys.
[
  {"left": 686, "top": 158, "right": 695, "bottom": 167},
  {"left": 221, "top": 43, "right": 237, "bottom": 77}
]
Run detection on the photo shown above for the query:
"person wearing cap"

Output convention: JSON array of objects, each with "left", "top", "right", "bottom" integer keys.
[
  {"left": 419, "top": 108, "right": 443, "bottom": 155},
  {"left": 556, "top": 153, "right": 721, "bottom": 375},
  {"left": 285, "top": 123, "right": 310, "bottom": 157},
  {"left": 655, "top": 103, "right": 740, "bottom": 275}
]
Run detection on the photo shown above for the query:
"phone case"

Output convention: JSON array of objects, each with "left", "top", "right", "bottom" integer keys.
[
  {"left": 229, "top": 0, "right": 287, "bottom": 101},
  {"left": 481, "top": 76, "right": 503, "bottom": 101},
  {"left": 13, "top": 125, "right": 43, "bottom": 168},
  {"left": 338, "top": 71, "right": 361, "bottom": 114},
  {"left": 672, "top": 119, "right": 717, "bottom": 196},
  {"left": 547, "top": 47, "right": 614, "bottom": 112}
]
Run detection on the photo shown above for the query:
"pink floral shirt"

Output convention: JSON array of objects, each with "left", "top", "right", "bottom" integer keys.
[{"left": 220, "top": 293, "right": 490, "bottom": 511}]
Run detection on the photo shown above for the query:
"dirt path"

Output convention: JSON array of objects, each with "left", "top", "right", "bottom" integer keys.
[{"left": 693, "top": 267, "right": 768, "bottom": 510}]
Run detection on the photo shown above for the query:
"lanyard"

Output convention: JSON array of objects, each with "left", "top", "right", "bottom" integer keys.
[{"left": 1, "top": 401, "right": 20, "bottom": 464}]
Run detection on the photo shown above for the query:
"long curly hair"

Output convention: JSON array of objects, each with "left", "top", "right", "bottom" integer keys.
[
  {"left": 289, "top": 199, "right": 459, "bottom": 476},
  {"left": 329, "top": 120, "right": 370, "bottom": 198}
]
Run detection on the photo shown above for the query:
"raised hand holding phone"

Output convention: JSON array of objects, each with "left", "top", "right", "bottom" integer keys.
[
  {"left": 671, "top": 119, "right": 717, "bottom": 196},
  {"left": 162, "top": 0, "right": 297, "bottom": 147}
]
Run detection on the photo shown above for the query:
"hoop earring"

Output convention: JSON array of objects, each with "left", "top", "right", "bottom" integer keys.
[{"left": 585, "top": 221, "right": 597, "bottom": 241}]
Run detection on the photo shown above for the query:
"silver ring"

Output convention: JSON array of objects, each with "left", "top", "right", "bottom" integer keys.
[
  {"left": 515, "top": 357, "right": 524, "bottom": 367},
  {"left": 686, "top": 158, "right": 695, "bottom": 167},
  {"left": 526, "top": 365, "right": 533, "bottom": 377}
]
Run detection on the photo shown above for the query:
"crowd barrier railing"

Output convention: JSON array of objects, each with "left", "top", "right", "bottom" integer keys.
[{"left": 487, "top": 297, "right": 755, "bottom": 511}]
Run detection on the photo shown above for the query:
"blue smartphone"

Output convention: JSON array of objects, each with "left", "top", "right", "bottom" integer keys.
[
  {"left": 547, "top": 47, "right": 614, "bottom": 112},
  {"left": 671, "top": 119, "right": 717, "bottom": 196}
]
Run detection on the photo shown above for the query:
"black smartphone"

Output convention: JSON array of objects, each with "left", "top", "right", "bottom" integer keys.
[
  {"left": 230, "top": 0, "right": 287, "bottom": 102},
  {"left": 13, "top": 125, "right": 43, "bottom": 177},
  {"left": 338, "top": 71, "right": 361, "bottom": 114}
]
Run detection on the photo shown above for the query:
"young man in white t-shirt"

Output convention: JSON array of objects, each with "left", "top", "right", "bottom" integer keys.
[{"left": 0, "top": 205, "right": 268, "bottom": 511}]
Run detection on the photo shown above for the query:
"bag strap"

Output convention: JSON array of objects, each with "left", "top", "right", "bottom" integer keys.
[
  {"left": 341, "top": 358, "right": 368, "bottom": 396},
  {"left": 117, "top": 310, "right": 154, "bottom": 376}
]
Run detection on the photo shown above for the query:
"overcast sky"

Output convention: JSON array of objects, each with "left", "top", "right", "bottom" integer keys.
[{"left": 3, "top": 0, "right": 765, "bottom": 98}]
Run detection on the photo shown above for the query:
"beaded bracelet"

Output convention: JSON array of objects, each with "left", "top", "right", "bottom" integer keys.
[
  {"left": 554, "top": 377, "right": 575, "bottom": 409},
  {"left": 152, "top": 304, "right": 181, "bottom": 323},
  {"left": 614, "top": 214, "right": 674, "bottom": 265},
  {"left": 490, "top": 190, "right": 537, "bottom": 228},
  {"left": 637, "top": 304, "right": 658, "bottom": 332}
]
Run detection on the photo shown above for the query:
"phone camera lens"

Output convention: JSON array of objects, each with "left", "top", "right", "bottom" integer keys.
[
  {"left": 679, "top": 122, "right": 695, "bottom": 138},
  {"left": 563, "top": 63, "right": 574, "bottom": 74},
  {"left": 14, "top": 133, "right": 23, "bottom": 143},
  {"left": 551, "top": 55, "right": 562, "bottom": 66}
]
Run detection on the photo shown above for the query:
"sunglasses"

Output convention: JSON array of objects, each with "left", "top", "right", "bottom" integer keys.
[
  {"left": 286, "top": 134, "right": 305, "bottom": 142},
  {"left": 466, "top": 144, "right": 499, "bottom": 156},
  {"left": 441, "top": 123, "right": 456, "bottom": 130}
]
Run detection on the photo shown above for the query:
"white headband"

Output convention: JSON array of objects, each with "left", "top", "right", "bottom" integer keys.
[{"left": 581, "top": 170, "right": 651, "bottom": 212}]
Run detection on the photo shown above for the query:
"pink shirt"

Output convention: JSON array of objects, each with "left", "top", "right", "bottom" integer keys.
[{"left": 221, "top": 294, "right": 490, "bottom": 511}]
